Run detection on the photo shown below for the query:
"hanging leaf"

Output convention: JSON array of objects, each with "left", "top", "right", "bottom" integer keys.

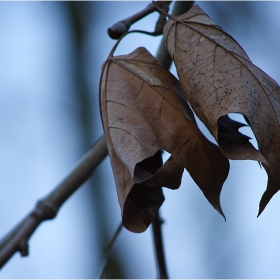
[
  {"left": 100, "top": 47, "right": 229, "bottom": 232},
  {"left": 163, "top": 4, "right": 280, "bottom": 215}
]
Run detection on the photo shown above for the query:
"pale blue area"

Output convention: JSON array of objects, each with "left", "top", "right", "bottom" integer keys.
[{"left": 0, "top": 1, "right": 280, "bottom": 278}]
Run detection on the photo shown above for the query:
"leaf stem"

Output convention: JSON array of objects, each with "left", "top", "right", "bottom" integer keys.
[
  {"left": 152, "top": 1, "right": 177, "bottom": 22},
  {"left": 108, "top": 29, "right": 162, "bottom": 58}
]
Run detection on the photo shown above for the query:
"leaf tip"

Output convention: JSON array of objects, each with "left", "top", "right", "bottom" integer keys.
[
  {"left": 257, "top": 199, "right": 267, "bottom": 218},
  {"left": 212, "top": 198, "right": 226, "bottom": 221},
  {"left": 257, "top": 189, "right": 273, "bottom": 217},
  {"left": 217, "top": 207, "right": 226, "bottom": 222},
  {"left": 257, "top": 206, "right": 264, "bottom": 218},
  {"left": 209, "top": 191, "right": 226, "bottom": 221}
]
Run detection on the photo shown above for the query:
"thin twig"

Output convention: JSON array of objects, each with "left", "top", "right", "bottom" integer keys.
[
  {"left": 151, "top": 2, "right": 194, "bottom": 279},
  {"left": 99, "top": 222, "right": 123, "bottom": 279},
  {"left": 0, "top": 135, "right": 108, "bottom": 268},
  {"left": 107, "top": 1, "right": 171, "bottom": 39},
  {"left": 152, "top": 213, "right": 168, "bottom": 279},
  {"left": 0, "top": 0, "right": 195, "bottom": 274}
]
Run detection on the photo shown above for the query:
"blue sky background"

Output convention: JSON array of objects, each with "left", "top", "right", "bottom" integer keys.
[{"left": 0, "top": 1, "right": 280, "bottom": 278}]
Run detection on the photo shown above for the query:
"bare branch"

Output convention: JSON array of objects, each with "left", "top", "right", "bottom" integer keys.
[
  {"left": 107, "top": 1, "right": 171, "bottom": 39},
  {"left": 152, "top": 212, "right": 168, "bottom": 279},
  {"left": 0, "top": 0, "right": 195, "bottom": 274},
  {"left": 99, "top": 222, "right": 123, "bottom": 279},
  {"left": 170, "top": 1, "right": 195, "bottom": 17},
  {"left": 0, "top": 135, "right": 108, "bottom": 268}
]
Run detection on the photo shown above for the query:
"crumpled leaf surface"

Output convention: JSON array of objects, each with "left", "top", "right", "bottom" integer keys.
[
  {"left": 100, "top": 47, "right": 229, "bottom": 232},
  {"left": 163, "top": 4, "right": 280, "bottom": 215}
]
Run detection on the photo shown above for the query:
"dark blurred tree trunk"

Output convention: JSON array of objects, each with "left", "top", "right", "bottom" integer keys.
[{"left": 65, "top": 2, "right": 126, "bottom": 278}]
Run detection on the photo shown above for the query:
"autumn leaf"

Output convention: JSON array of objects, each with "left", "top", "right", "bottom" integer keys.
[
  {"left": 163, "top": 4, "right": 280, "bottom": 215},
  {"left": 100, "top": 47, "right": 229, "bottom": 232}
]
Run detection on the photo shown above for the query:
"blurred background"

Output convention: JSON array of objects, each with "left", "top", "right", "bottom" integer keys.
[{"left": 0, "top": 1, "right": 280, "bottom": 278}]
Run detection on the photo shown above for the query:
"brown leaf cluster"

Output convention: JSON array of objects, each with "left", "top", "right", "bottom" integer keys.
[
  {"left": 100, "top": 4, "right": 280, "bottom": 232},
  {"left": 100, "top": 47, "right": 229, "bottom": 233},
  {"left": 163, "top": 5, "right": 280, "bottom": 216}
]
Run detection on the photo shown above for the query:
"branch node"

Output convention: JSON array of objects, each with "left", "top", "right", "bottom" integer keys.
[
  {"left": 0, "top": 136, "right": 108, "bottom": 268},
  {"left": 19, "top": 242, "right": 29, "bottom": 257},
  {"left": 32, "top": 200, "right": 57, "bottom": 221}
]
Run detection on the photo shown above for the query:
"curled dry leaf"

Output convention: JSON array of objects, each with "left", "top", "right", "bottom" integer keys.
[
  {"left": 100, "top": 47, "right": 229, "bottom": 233},
  {"left": 163, "top": 4, "right": 280, "bottom": 215}
]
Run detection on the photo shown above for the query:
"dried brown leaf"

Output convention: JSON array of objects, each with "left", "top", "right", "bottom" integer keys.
[
  {"left": 163, "top": 5, "right": 280, "bottom": 215},
  {"left": 100, "top": 47, "right": 229, "bottom": 232}
]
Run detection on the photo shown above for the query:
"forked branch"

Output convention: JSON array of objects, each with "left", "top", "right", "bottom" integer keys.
[{"left": 107, "top": 1, "right": 171, "bottom": 39}]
